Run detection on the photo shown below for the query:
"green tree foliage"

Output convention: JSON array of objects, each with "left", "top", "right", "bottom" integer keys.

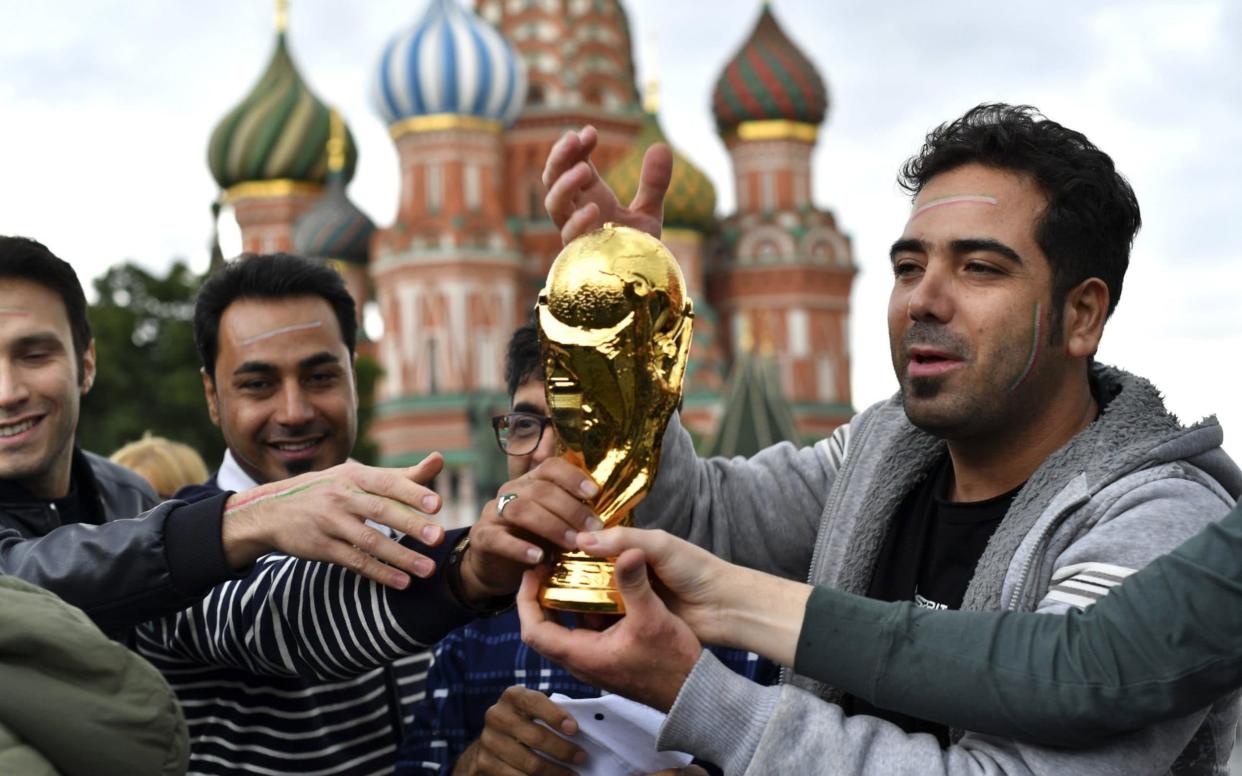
[
  {"left": 79, "top": 261, "right": 223, "bottom": 465},
  {"left": 79, "top": 260, "right": 384, "bottom": 469}
]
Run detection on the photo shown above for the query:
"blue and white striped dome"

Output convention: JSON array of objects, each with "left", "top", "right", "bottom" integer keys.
[{"left": 373, "top": 0, "right": 527, "bottom": 128}]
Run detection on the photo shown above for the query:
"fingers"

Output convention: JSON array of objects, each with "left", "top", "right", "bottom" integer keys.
[
  {"left": 501, "top": 686, "right": 580, "bottom": 737},
  {"left": 404, "top": 452, "right": 444, "bottom": 488},
  {"left": 344, "top": 488, "right": 445, "bottom": 547},
  {"left": 334, "top": 509, "right": 437, "bottom": 577},
  {"left": 631, "top": 143, "right": 673, "bottom": 221},
  {"left": 560, "top": 202, "right": 601, "bottom": 245},
  {"left": 613, "top": 548, "right": 663, "bottom": 618},
  {"left": 541, "top": 126, "right": 598, "bottom": 189},
  {"left": 351, "top": 462, "right": 442, "bottom": 517},
  {"left": 518, "top": 568, "right": 571, "bottom": 661},
  {"left": 577, "top": 526, "right": 669, "bottom": 558},
  {"left": 544, "top": 160, "right": 596, "bottom": 227},
  {"left": 487, "top": 687, "right": 584, "bottom": 766}
]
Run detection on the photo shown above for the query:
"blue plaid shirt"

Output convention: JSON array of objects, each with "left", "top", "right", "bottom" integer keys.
[{"left": 396, "top": 608, "right": 778, "bottom": 773}]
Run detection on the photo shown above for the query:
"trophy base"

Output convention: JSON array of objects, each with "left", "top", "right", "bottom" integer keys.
[{"left": 538, "top": 551, "right": 626, "bottom": 614}]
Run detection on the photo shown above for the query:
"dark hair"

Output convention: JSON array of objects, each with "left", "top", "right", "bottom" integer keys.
[
  {"left": 0, "top": 236, "right": 91, "bottom": 381},
  {"left": 504, "top": 323, "right": 544, "bottom": 398},
  {"left": 899, "top": 103, "right": 1141, "bottom": 332},
  {"left": 194, "top": 253, "right": 357, "bottom": 379}
]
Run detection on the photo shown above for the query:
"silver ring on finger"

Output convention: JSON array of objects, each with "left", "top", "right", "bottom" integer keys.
[{"left": 497, "top": 492, "right": 518, "bottom": 516}]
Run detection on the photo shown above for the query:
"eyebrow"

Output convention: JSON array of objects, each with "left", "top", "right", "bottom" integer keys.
[
  {"left": 299, "top": 352, "right": 342, "bottom": 371},
  {"left": 232, "top": 352, "right": 341, "bottom": 377},
  {"left": 13, "top": 333, "right": 65, "bottom": 351},
  {"left": 889, "top": 237, "right": 1024, "bottom": 266},
  {"left": 233, "top": 360, "right": 277, "bottom": 377},
  {"left": 951, "top": 238, "right": 1024, "bottom": 266},
  {"left": 512, "top": 401, "right": 544, "bottom": 414}
]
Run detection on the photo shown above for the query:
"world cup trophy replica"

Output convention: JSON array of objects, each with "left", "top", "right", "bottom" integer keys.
[{"left": 536, "top": 223, "right": 693, "bottom": 613}]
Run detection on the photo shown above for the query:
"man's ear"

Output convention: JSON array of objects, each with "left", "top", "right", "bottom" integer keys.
[
  {"left": 1062, "top": 277, "right": 1109, "bottom": 359},
  {"left": 350, "top": 354, "right": 359, "bottom": 410},
  {"left": 201, "top": 367, "right": 221, "bottom": 427},
  {"left": 80, "top": 340, "right": 97, "bottom": 394}
]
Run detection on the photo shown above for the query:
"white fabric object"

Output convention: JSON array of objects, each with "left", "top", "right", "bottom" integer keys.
[
  {"left": 537, "top": 693, "right": 693, "bottom": 775},
  {"left": 216, "top": 449, "right": 259, "bottom": 493}
]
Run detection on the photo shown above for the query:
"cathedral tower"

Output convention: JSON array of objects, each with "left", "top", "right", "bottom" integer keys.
[
  {"left": 208, "top": 7, "right": 358, "bottom": 254},
  {"left": 476, "top": 0, "right": 644, "bottom": 296},
  {"left": 369, "top": 0, "right": 528, "bottom": 525},
  {"left": 708, "top": 4, "right": 856, "bottom": 439}
]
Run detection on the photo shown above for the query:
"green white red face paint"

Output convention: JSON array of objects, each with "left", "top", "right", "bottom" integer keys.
[
  {"left": 0, "top": 308, "right": 30, "bottom": 316},
  {"left": 909, "top": 194, "right": 998, "bottom": 222},
  {"left": 223, "top": 476, "right": 332, "bottom": 515},
  {"left": 239, "top": 320, "right": 323, "bottom": 346},
  {"left": 1008, "top": 302, "right": 1043, "bottom": 392}
]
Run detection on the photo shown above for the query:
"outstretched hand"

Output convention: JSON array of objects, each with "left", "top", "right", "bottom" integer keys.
[
  {"left": 221, "top": 454, "right": 446, "bottom": 590},
  {"left": 518, "top": 548, "right": 702, "bottom": 713},
  {"left": 576, "top": 527, "right": 813, "bottom": 666},
  {"left": 542, "top": 125, "right": 672, "bottom": 245}
]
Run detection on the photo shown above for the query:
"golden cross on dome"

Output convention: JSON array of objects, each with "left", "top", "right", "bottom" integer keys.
[{"left": 276, "top": 0, "right": 289, "bottom": 33}]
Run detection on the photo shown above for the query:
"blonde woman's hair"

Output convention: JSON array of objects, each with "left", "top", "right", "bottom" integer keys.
[{"left": 110, "top": 433, "right": 210, "bottom": 499}]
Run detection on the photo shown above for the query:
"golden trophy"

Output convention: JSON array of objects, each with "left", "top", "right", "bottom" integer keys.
[{"left": 536, "top": 223, "right": 693, "bottom": 613}]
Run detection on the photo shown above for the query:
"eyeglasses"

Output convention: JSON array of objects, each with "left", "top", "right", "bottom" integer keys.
[{"left": 491, "top": 412, "right": 554, "bottom": 456}]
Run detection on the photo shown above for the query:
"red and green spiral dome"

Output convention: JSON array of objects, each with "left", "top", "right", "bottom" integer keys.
[{"left": 711, "top": 5, "right": 828, "bottom": 135}]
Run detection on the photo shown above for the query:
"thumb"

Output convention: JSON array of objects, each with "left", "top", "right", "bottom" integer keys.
[
  {"left": 614, "top": 548, "right": 661, "bottom": 615},
  {"left": 408, "top": 452, "right": 444, "bottom": 482},
  {"left": 631, "top": 143, "right": 672, "bottom": 220}
]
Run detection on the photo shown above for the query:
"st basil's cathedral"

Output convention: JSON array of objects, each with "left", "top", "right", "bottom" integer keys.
[{"left": 206, "top": 0, "right": 856, "bottom": 526}]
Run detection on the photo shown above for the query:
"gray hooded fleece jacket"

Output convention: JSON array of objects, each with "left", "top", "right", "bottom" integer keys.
[{"left": 636, "top": 364, "right": 1242, "bottom": 775}]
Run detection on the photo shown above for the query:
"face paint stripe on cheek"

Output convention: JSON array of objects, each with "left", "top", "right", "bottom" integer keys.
[{"left": 1008, "top": 302, "right": 1043, "bottom": 393}]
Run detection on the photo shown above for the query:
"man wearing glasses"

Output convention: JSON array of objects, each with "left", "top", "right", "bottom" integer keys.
[{"left": 397, "top": 324, "right": 775, "bottom": 775}]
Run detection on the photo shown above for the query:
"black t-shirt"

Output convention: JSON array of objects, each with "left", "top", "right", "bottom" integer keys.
[{"left": 841, "top": 455, "right": 1021, "bottom": 744}]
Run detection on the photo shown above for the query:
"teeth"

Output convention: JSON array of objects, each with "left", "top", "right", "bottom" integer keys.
[
  {"left": 274, "top": 440, "right": 317, "bottom": 452},
  {"left": 0, "top": 418, "right": 37, "bottom": 438}
]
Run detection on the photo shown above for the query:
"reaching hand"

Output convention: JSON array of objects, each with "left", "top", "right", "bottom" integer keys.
[
  {"left": 542, "top": 125, "right": 673, "bottom": 245},
  {"left": 461, "top": 458, "right": 603, "bottom": 602},
  {"left": 453, "top": 686, "right": 586, "bottom": 776},
  {"left": 576, "top": 527, "right": 813, "bottom": 666},
  {"left": 576, "top": 528, "right": 729, "bottom": 645},
  {"left": 220, "top": 454, "right": 445, "bottom": 590},
  {"left": 518, "top": 548, "right": 702, "bottom": 713}
]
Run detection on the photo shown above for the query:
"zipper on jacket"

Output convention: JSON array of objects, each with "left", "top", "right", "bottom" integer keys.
[{"left": 1005, "top": 500, "right": 1079, "bottom": 611}]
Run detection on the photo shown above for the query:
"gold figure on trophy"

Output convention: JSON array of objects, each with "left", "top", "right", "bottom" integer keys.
[{"left": 536, "top": 223, "right": 693, "bottom": 613}]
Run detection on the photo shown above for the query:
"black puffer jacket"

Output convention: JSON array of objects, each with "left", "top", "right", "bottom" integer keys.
[{"left": 0, "top": 449, "right": 236, "bottom": 637}]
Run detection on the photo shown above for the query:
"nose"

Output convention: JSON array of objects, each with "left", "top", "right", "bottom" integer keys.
[
  {"left": 530, "top": 422, "right": 557, "bottom": 465},
  {"left": 904, "top": 260, "right": 955, "bottom": 324},
  {"left": 0, "top": 361, "right": 30, "bottom": 410},
  {"left": 275, "top": 381, "right": 315, "bottom": 427}
]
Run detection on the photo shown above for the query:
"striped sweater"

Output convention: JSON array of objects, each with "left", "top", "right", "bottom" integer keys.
[{"left": 137, "top": 474, "right": 472, "bottom": 775}]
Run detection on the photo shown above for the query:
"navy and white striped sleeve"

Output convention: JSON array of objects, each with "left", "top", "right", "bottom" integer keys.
[{"left": 137, "top": 529, "right": 475, "bottom": 680}]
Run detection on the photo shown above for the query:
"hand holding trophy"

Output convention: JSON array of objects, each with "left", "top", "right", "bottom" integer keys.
[{"left": 536, "top": 222, "right": 693, "bottom": 613}]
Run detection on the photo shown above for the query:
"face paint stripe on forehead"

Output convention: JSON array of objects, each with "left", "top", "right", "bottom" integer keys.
[
  {"left": 239, "top": 320, "right": 324, "bottom": 346},
  {"left": 909, "top": 194, "right": 999, "bottom": 222},
  {"left": 0, "top": 308, "right": 31, "bottom": 316}
]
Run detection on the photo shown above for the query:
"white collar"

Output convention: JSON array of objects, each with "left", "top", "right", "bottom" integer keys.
[{"left": 216, "top": 449, "right": 260, "bottom": 493}]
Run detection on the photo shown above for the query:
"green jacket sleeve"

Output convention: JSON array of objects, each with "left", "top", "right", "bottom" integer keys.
[
  {"left": 795, "top": 501, "right": 1242, "bottom": 747},
  {"left": 0, "top": 576, "right": 189, "bottom": 776}
]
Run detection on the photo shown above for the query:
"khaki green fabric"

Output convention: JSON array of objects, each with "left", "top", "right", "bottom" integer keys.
[{"left": 0, "top": 576, "right": 188, "bottom": 776}]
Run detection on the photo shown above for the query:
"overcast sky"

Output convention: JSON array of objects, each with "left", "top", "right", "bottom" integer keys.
[{"left": 3, "top": 0, "right": 1240, "bottom": 459}]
